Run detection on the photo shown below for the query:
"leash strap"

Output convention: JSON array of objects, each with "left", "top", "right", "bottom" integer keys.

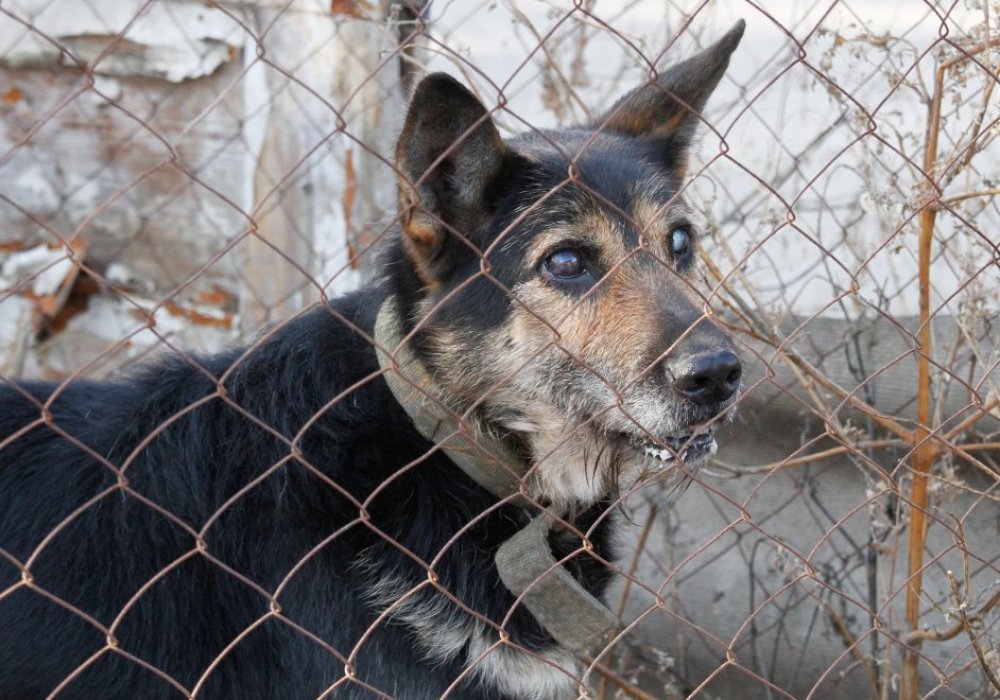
[
  {"left": 373, "top": 298, "right": 618, "bottom": 650},
  {"left": 495, "top": 513, "right": 618, "bottom": 651}
]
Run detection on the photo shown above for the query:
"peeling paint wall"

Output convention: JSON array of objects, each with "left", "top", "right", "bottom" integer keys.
[
  {"left": 0, "top": 0, "right": 405, "bottom": 379},
  {"left": 0, "top": 0, "right": 244, "bottom": 81}
]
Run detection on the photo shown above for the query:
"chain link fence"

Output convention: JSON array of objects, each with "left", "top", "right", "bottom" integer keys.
[{"left": 1, "top": 0, "right": 998, "bottom": 698}]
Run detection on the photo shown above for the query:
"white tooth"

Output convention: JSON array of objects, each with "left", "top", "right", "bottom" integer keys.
[
  {"left": 709, "top": 438, "right": 718, "bottom": 455},
  {"left": 643, "top": 445, "right": 676, "bottom": 462}
]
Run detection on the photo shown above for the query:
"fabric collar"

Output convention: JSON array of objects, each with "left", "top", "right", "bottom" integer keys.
[
  {"left": 373, "top": 297, "right": 617, "bottom": 651},
  {"left": 373, "top": 298, "right": 530, "bottom": 505}
]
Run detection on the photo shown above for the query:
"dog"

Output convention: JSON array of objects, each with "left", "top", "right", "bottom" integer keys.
[{"left": 0, "top": 21, "right": 744, "bottom": 700}]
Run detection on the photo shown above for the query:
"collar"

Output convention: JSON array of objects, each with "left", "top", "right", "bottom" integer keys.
[
  {"left": 373, "top": 297, "right": 617, "bottom": 651},
  {"left": 373, "top": 297, "right": 530, "bottom": 505}
]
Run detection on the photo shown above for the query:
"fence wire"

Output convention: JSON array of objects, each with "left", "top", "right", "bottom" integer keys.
[{"left": 1, "top": 1, "right": 998, "bottom": 698}]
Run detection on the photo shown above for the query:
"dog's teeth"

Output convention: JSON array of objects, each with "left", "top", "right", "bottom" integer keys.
[
  {"left": 643, "top": 446, "right": 676, "bottom": 462},
  {"left": 642, "top": 433, "right": 717, "bottom": 464}
]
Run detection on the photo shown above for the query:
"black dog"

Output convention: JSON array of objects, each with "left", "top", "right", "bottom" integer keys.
[{"left": 0, "top": 22, "right": 744, "bottom": 700}]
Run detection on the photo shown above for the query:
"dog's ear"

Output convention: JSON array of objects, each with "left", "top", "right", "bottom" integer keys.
[
  {"left": 395, "top": 73, "right": 507, "bottom": 285},
  {"left": 596, "top": 20, "right": 745, "bottom": 176}
]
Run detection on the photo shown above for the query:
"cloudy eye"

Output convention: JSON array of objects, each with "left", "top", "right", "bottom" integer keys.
[
  {"left": 671, "top": 228, "right": 692, "bottom": 259},
  {"left": 543, "top": 248, "right": 586, "bottom": 279}
]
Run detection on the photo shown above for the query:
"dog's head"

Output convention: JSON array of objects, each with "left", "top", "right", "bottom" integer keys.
[{"left": 388, "top": 22, "right": 745, "bottom": 507}]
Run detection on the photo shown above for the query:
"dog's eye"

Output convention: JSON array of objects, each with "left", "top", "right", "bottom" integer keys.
[
  {"left": 543, "top": 249, "right": 586, "bottom": 279},
  {"left": 670, "top": 228, "right": 692, "bottom": 259}
]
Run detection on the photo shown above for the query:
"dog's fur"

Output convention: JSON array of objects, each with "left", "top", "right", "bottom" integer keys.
[{"left": 0, "top": 23, "right": 744, "bottom": 700}]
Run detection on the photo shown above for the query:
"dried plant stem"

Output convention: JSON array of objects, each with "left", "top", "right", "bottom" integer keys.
[
  {"left": 946, "top": 572, "right": 1000, "bottom": 694},
  {"left": 805, "top": 587, "right": 880, "bottom": 698},
  {"left": 595, "top": 504, "right": 658, "bottom": 699},
  {"left": 939, "top": 188, "right": 1000, "bottom": 208},
  {"left": 588, "top": 658, "right": 660, "bottom": 700},
  {"left": 903, "top": 587, "right": 1000, "bottom": 645},
  {"left": 711, "top": 440, "right": 904, "bottom": 474},
  {"left": 900, "top": 112, "right": 938, "bottom": 700},
  {"left": 900, "top": 36, "right": 1000, "bottom": 700},
  {"left": 702, "top": 254, "right": 918, "bottom": 445}
]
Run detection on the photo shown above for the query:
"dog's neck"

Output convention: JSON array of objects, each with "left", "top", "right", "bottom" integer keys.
[
  {"left": 373, "top": 298, "right": 532, "bottom": 506},
  {"left": 373, "top": 297, "right": 618, "bottom": 651}
]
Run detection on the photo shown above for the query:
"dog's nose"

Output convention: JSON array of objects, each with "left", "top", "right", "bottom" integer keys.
[{"left": 671, "top": 350, "right": 742, "bottom": 405}]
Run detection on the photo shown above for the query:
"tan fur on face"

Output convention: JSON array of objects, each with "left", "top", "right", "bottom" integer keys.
[
  {"left": 515, "top": 197, "right": 704, "bottom": 383},
  {"left": 418, "top": 195, "right": 727, "bottom": 509}
]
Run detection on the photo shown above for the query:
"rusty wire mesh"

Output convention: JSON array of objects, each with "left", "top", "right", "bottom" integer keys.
[{"left": 1, "top": 0, "right": 998, "bottom": 698}]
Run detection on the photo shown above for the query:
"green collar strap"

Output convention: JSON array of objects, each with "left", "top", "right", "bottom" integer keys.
[{"left": 373, "top": 298, "right": 617, "bottom": 651}]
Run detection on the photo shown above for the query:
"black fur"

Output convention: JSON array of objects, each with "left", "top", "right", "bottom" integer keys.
[
  {"left": 0, "top": 21, "right": 744, "bottom": 699},
  {"left": 0, "top": 290, "right": 613, "bottom": 699}
]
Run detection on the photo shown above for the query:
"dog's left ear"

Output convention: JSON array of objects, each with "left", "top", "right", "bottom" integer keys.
[
  {"left": 395, "top": 73, "right": 507, "bottom": 285},
  {"left": 596, "top": 20, "right": 745, "bottom": 176}
]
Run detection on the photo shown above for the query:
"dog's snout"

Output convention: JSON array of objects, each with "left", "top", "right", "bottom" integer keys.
[{"left": 671, "top": 350, "right": 742, "bottom": 405}]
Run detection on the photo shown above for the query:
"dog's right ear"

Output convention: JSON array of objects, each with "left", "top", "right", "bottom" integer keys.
[
  {"left": 395, "top": 73, "right": 507, "bottom": 285},
  {"left": 595, "top": 20, "right": 745, "bottom": 177}
]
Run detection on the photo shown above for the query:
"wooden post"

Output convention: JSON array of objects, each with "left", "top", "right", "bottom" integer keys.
[{"left": 239, "top": 0, "right": 415, "bottom": 331}]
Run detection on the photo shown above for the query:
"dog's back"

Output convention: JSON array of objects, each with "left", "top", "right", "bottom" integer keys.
[
  {"left": 1, "top": 305, "right": 336, "bottom": 697},
  {"left": 0, "top": 294, "right": 505, "bottom": 698}
]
